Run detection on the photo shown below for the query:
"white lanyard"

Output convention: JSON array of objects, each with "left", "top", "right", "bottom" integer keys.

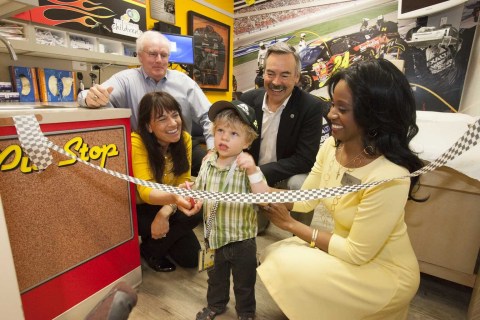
[{"left": 201, "top": 158, "right": 237, "bottom": 249}]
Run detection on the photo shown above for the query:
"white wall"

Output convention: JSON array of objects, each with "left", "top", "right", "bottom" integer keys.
[{"left": 459, "top": 22, "right": 480, "bottom": 116}]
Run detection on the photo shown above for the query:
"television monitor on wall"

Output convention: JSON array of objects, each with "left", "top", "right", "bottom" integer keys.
[
  {"left": 397, "top": 0, "right": 468, "bottom": 19},
  {"left": 163, "top": 33, "right": 195, "bottom": 65}
]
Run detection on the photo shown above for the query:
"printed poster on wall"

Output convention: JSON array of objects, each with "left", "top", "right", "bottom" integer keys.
[
  {"left": 150, "top": 0, "right": 176, "bottom": 25},
  {"left": 15, "top": 0, "right": 146, "bottom": 41},
  {"left": 233, "top": 0, "right": 480, "bottom": 112}
]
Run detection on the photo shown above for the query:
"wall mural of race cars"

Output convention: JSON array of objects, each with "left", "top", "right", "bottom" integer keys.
[
  {"left": 297, "top": 18, "right": 402, "bottom": 92},
  {"left": 233, "top": 0, "right": 479, "bottom": 112},
  {"left": 402, "top": 4, "right": 477, "bottom": 112},
  {"left": 293, "top": 11, "right": 476, "bottom": 113}
]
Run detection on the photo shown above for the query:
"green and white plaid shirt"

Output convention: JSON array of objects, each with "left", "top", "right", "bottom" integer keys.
[{"left": 195, "top": 152, "right": 257, "bottom": 249}]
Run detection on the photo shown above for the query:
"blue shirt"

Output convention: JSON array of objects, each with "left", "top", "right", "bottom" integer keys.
[{"left": 78, "top": 67, "right": 214, "bottom": 148}]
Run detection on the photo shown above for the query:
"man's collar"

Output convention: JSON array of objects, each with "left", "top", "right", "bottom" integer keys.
[
  {"left": 140, "top": 67, "right": 168, "bottom": 83},
  {"left": 262, "top": 91, "right": 292, "bottom": 113}
]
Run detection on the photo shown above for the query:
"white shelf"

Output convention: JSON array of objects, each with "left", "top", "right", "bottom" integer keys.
[
  {"left": 69, "top": 33, "right": 95, "bottom": 51},
  {"left": 98, "top": 38, "right": 122, "bottom": 55},
  {"left": 0, "top": 0, "right": 38, "bottom": 19},
  {"left": 0, "top": 20, "right": 139, "bottom": 66},
  {"left": 34, "top": 26, "right": 67, "bottom": 47}
]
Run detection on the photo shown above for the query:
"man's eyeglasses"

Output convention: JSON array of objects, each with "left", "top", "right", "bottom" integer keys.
[{"left": 143, "top": 50, "right": 169, "bottom": 60}]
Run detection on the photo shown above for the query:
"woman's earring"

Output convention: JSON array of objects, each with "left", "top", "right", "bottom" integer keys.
[
  {"left": 368, "top": 129, "right": 378, "bottom": 138},
  {"left": 364, "top": 145, "right": 375, "bottom": 155}
]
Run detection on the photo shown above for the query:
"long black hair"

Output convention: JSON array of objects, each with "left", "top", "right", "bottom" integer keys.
[
  {"left": 327, "top": 58, "right": 424, "bottom": 200},
  {"left": 136, "top": 92, "right": 189, "bottom": 182}
]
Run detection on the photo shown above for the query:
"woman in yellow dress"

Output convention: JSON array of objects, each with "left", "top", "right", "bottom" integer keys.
[{"left": 258, "top": 59, "right": 425, "bottom": 319}]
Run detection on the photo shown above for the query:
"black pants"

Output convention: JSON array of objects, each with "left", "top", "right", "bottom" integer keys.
[
  {"left": 206, "top": 238, "right": 257, "bottom": 317},
  {"left": 136, "top": 204, "right": 202, "bottom": 268}
]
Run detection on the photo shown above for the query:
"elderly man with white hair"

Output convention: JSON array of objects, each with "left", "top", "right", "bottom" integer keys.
[{"left": 77, "top": 30, "right": 213, "bottom": 173}]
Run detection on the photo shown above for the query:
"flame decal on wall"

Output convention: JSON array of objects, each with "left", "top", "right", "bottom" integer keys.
[
  {"left": 16, "top": 0, "right": 115, "bottom": 28},
  {"left": 15, "top": 0, "right": 146, "bottom": 40}
]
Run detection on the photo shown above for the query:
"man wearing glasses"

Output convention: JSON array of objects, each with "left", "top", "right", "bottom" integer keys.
[{"left": 77, "top": 30, "right": 214, "bottom": 166}]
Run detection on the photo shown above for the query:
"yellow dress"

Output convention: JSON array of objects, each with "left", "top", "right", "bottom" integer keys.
[{"left": 257, "top": 137, "right": 419, "bottom": 320}]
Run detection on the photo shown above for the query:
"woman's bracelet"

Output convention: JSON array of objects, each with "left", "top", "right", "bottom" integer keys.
[
  {"left": 248, "top": 167, "right": 264, "bottom": 184},
  {"left": 310, "top": 228, "right": 319, "bottom": 248},
  {"left": 168, "top": 204, "right": 177, "bottom": 215}
]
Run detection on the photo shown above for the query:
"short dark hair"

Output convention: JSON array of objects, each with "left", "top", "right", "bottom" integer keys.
[{"left": 265, "top": 42, "right": 301, "bottom": 75}]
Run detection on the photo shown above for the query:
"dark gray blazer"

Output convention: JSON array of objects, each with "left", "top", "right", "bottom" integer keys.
[{"left": 240, "top": 86, "right": 328, "bottom": 185}]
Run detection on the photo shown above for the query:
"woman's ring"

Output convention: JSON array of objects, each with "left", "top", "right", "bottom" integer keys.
[{"left": 93, "top": 95, "right": 98, "bottom": 100}]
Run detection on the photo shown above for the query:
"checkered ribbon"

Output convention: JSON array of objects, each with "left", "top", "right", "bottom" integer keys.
[
  {"left": 12, "top": 115, "right": 480, "bottom": 203},
  {"left": 13, "top": 115, "right": 53, "bottom": 171}
]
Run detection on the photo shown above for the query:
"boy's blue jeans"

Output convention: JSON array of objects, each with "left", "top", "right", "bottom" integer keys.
[{"left": 206, "top": 238, "right": 257, "bottom": 318}]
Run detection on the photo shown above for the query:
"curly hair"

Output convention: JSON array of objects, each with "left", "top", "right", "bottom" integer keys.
[
  {"left": 327, "top": 58, "right": 424, "bottom": 200},
  {"left": 136, "top": 92, "right": 189, "bottom": 182}
]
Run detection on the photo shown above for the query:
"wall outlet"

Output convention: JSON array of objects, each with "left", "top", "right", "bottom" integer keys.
[
  {"left": 72, "top": 61, "right": 87, "bottom": 71},
  {"left": 440, "top": 16, "right": 448, "bottom": 26}
]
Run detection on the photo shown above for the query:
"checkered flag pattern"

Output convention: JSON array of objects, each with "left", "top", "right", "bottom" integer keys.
[
  {"left": 13, "top": 115, "right": 53, "bottom": 171},
  {"left": 411, "top": 119, "right": 480, "bottom": 177},
  {"left": 13, "top": 116, "right": 480, "bottom": 203}
]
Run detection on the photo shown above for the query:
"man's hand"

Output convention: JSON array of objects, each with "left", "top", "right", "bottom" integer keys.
[
  {"left": 85, "top": 85, "right": 114, "bottom": 108},
  {"left": 202, "top": 148, "right": 215, "bottom": 162}
]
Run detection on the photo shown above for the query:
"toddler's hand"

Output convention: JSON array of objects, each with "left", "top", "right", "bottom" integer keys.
[{"left": 236, "top": 152, "right": 257, "bottom": 175}]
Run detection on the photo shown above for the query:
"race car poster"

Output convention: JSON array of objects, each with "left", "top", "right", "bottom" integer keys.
[
  {"left": 233, "top": 0, "right": 479, "bottom": 112},
  {"left": 15, "top": 0, "right": 146, "bottom": 41}
]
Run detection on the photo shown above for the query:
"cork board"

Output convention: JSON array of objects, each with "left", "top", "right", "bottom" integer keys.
[{"left": 0, "top": 126, "right": 133, "bottom": 292}]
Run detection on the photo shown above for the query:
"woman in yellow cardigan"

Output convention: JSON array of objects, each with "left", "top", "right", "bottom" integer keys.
[{"left": 131, "top": 92, "right": 203, "bottom": 272}]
